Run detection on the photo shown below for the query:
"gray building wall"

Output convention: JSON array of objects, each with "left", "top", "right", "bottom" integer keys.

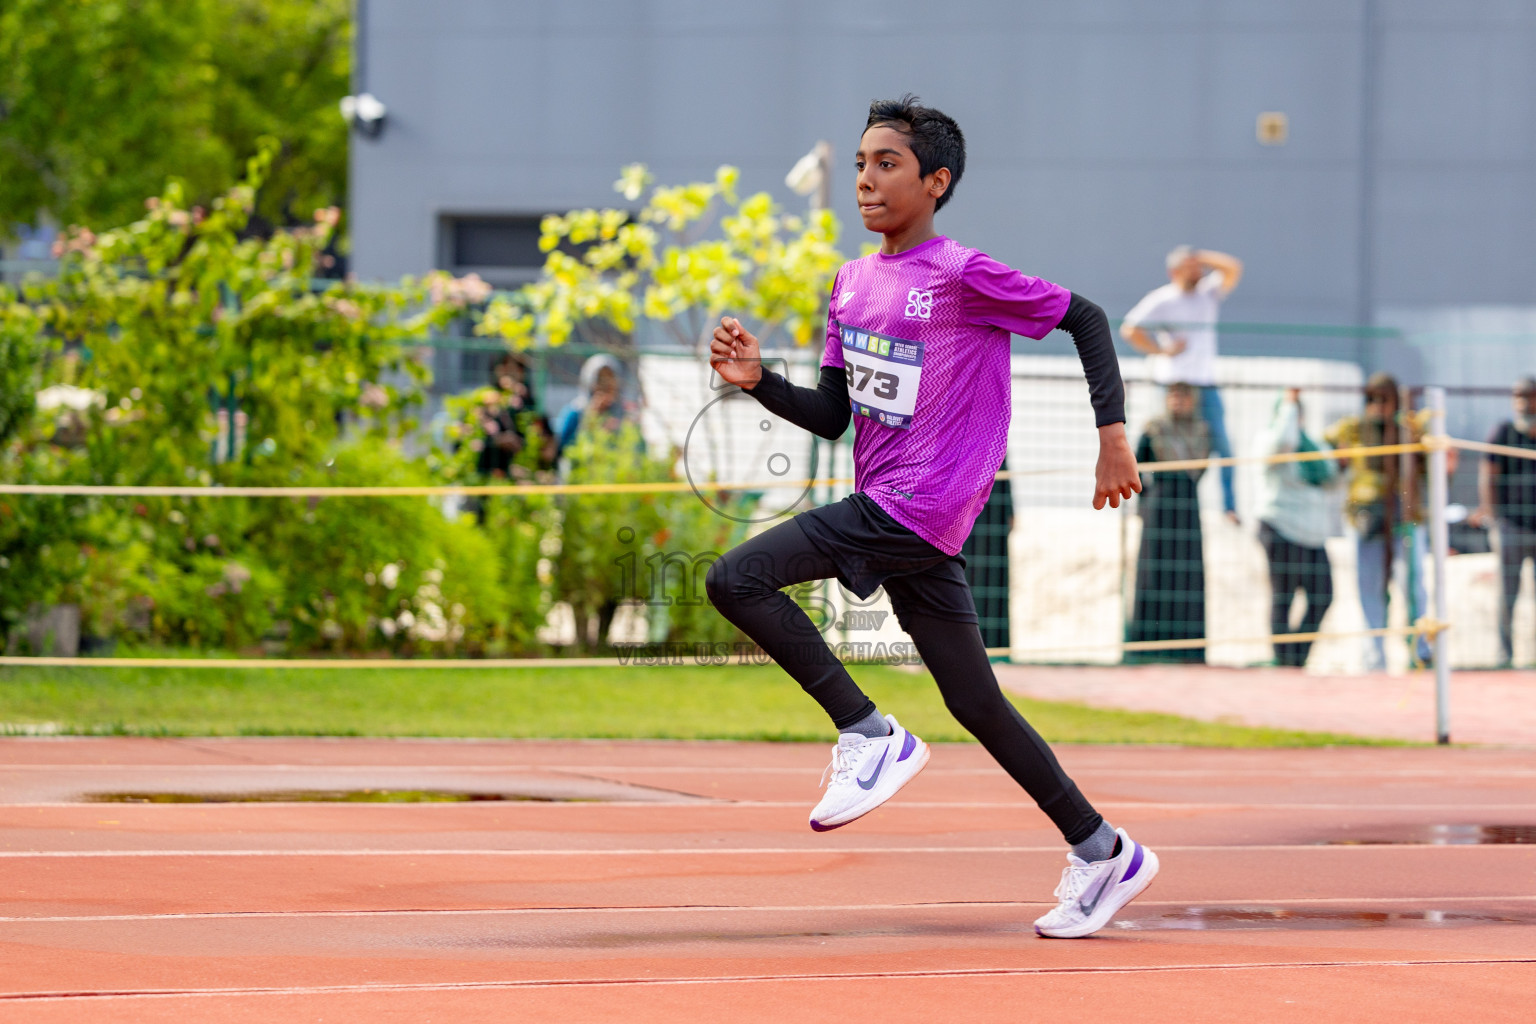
[{"left": 351, "top": 0, "right": 1536, "bottom": 371}]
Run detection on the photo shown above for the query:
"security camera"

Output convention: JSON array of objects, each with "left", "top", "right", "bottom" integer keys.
[
  {"left": 785, "top": 141, "right": 833, "bottom": 210},
  {"left": 339, "top": 92, "right": 387, "bottom": 137},
  {"left": 785, "top": 150, "right": 823, "bottom": 196}
]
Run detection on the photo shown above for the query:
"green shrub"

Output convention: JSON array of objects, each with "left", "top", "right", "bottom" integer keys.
[
  {"left": 551, "top": 421, "right": 750, "bottom": 651},
  {"left": 0, "top": 291, "right": 41, "bottom": 447},
  {"left": 478, "top": 493, "right": 555, "bottom": 653},
  {"left": 652, "top": 483, "right": 752, "bottom": 648},
  {"left": 140, "top": 552, "right": 281, "bottom": 650},
  {"left": 0, "top": 446, "right": 99, "bottom": 639},
  {"left": 258, "top": 438, "right": 509, "bottom": 654}
]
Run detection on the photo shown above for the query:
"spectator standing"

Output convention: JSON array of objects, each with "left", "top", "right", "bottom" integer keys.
[
  {"left": 1255, "top": 389, "right": 1338, "bottom": 667},
  {"left": 554, "top": 353, "right": 629, "bottom": 459},
  {"left": 1470, "top": 376, "right": 1536, "bottom": 667},
  {"left": 1326, "top": 373, "right": 1433, "bottom": 670},
  {"left": 551, "top": 353, "right": 642, "bottom": 650},
  {"left": 1121, "top": 246, "right": 1244, "bottom": 522},
  {"left": 1127, "top": 383, "right": 1210, "bottom": 663},
  {"left": 477, "top": 353, "right": 553, "bottom": 479}
]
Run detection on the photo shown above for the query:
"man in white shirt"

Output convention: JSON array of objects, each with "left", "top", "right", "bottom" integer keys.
[{"left": 1121, "top": 246, "right": 1244, "bottom": 520}]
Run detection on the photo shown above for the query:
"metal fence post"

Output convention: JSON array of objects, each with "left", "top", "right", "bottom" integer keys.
[{"left": 1425, "top": 385, "right": 1451, "bottom": 744}]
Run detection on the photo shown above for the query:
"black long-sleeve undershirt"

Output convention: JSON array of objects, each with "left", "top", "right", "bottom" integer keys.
[
  {"left": 1055, "top": 292, "right": 1126, "bottom": 428},
  {"left": 743, "top": 364, "right": 850, "bottom": 441},
  {"left": 743, "top": 290, "right": 1125, "bottom": 435}
]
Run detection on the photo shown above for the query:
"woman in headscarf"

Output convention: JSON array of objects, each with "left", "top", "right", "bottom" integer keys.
[
  {"left": 1127, "top": 383, "right": 1211, "bottom": 663},
  {"left": 550, "top": 352, "right": 638, "bottom": 652},
  {"left": 1256, "top": 388, "right": 1338, "bottom": 667},
  {"left": 554, "top": 353, "right": 627, "bottom": 459}
]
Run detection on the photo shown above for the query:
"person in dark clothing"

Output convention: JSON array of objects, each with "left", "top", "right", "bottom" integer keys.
[
  {"left": 1471, "top": 376, "right": 1536, "bottom": 666},
  {"left": 1255, "top": 389, "right": 1338, "bottom": 667},
  {"left": 475, "top": 353, "right": 553, "bottom": 479},
  {"left": 961, "top": 475, "right": 1012, "bottom": 656},
  {"left": 1127, "top": 382, "right": 1210, "bottom": 663}
]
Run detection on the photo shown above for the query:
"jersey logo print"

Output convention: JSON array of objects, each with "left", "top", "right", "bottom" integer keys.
[
  {"left": 839, "top": 290, "right": 856, "bottom": 304},
  {"left": 904, "top": 288, "right": 933, "bottom": 320}
]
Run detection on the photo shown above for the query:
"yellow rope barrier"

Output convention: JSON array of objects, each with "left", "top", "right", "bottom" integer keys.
[
  {"left": 1446, "top": 436, "right": 1536, "bottom": 462},
  {"left": 0, "top": 623, "right": 1449, "bottom": 670},
  {"left": 0, "top": 437, "right": 1469, "bottom": 670},
  {"left": 0, "top": 655, "right": 622, "bottom": 670},
  {"left": 0, "top": 441, "right": 1431, "bottom": 498},
  {"left": 0, "top": 480, "right": 723, "bottom": 498}
]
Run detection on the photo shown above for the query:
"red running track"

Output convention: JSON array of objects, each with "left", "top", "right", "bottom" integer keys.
[{"left": 1, "top": 738, "right": 1534, "bottom": 1022}]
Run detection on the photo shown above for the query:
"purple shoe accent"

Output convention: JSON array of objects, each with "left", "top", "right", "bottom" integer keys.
[
  {"left": 896, "top": 730, "right": 917, "bottom": 763},
  {"left": 1122, "top": 842, "right": 1145, "bottom": 883},
  {"left": 809, "top": 818, "right": 848, "bottom": 833}
]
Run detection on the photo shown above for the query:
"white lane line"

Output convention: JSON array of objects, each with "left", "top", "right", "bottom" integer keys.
[
  {"left": 4, "top": 764, "right": 1536, "bottom": 778},
  {"left": 4, "top": 801, "right": 1536, "bottom": 812},
  {"left": 5, "top": 959, "right": 1534, "bottom": 1002},
  {"left": 5, "top": 894, "right": 1535, "bottom": 924},
  {"left": 2, "top": 843, "right": 1532, "bottom": 858}
]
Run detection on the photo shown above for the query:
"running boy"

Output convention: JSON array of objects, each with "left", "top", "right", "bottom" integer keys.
[{"left": 704, "top": 96, "right": 1156, "bottom": 938}]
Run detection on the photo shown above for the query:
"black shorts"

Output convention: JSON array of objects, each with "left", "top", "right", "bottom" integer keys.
[{"left": 794, "top": 492, "right": 978, "bottom": 624}]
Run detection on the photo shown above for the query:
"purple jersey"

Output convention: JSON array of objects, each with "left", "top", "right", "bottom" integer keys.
[{"left": 821, "top": 236, "right": 1069, "bottom": 555}]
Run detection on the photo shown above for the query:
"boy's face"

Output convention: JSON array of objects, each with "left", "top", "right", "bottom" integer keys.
[{"left": 855, "top": 125, "right": 948, "bottom": 233}]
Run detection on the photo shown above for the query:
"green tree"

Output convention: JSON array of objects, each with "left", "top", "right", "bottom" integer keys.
[
  {"left": 478, "top": 164, "right": 844, "bottom": 353},
  {"left": 0, "top": 0, "right": 349, "bottom": 235},
  {"left": 476, "top": 166, "right": 837, "bottom": 653},
  {"left": 22, "top": 140, "right": 472, "bottom": 484},
  {"left": 0, "top": 295, "right": 40, "bottom": 446},
  {"left": 0, "top": 142, "right": 488, "bottom": 648}
]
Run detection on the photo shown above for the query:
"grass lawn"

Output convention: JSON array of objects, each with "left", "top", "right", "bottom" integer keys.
[{"left": 0, "top": 661, "right": 1393, "bottom": 746}]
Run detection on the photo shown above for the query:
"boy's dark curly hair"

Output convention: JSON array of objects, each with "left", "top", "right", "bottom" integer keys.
[{"left": 865, "top": 94, "right": 966, "bottom": 211}]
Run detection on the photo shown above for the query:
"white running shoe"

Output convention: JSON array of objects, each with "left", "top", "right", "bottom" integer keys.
[
  {"left": 1033, "top": 828, "right": 1159, "bottom": 938},
  {"left": 808, "top": 715, "right": 929, "bottom": 832}
]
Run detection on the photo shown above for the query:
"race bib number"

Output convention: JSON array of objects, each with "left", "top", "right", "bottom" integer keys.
[{"left": 838, "top": 321, "right": 924, "bottom": 429}]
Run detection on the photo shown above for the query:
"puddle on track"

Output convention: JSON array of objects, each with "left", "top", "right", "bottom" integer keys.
[
  {"left": 87, "top": 789, "right": 592, "bottom": 804},
  {"left": 426, "top": 906, "right": 1536, "bottom": 950},
  {"left": 1320, "top": 824, "right": 1536, "bottom": 846},
  {"left": 437, "top": 921, "right": 1015, "bottom": 951},
  {"left": 1113, "top": 906, "right": 1536, "bottom": 932}
]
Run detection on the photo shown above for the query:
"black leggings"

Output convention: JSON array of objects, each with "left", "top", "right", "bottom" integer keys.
[
  {"left": 705, "top": 515, "right": 1103, "bottom": 845},
  {"left": 1259, "top": 522, "right": 1334, "bottom": 667}
]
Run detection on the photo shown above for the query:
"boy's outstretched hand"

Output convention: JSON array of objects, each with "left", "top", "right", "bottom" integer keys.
[
  {"left": 1093, "top": 422, "right": 1142, "bottom": 510},
  {"left": 710, "top": 316, "right": 764, "bottom": 390}
]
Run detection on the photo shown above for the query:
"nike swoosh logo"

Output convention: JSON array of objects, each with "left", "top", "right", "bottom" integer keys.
[
  {"left": 856, "top": 750, "right": 889, "bottom": 790},
  {"left": 1078, "top": 871, "right": 1115, "bottom": 915}
]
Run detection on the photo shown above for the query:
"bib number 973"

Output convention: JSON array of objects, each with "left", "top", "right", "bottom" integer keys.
[
  {"left": 848, "top": 362, "right": 899, "bottom": 400},
  {"left": 836, "top": 321, "right": 924, "bottom": 429}
]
